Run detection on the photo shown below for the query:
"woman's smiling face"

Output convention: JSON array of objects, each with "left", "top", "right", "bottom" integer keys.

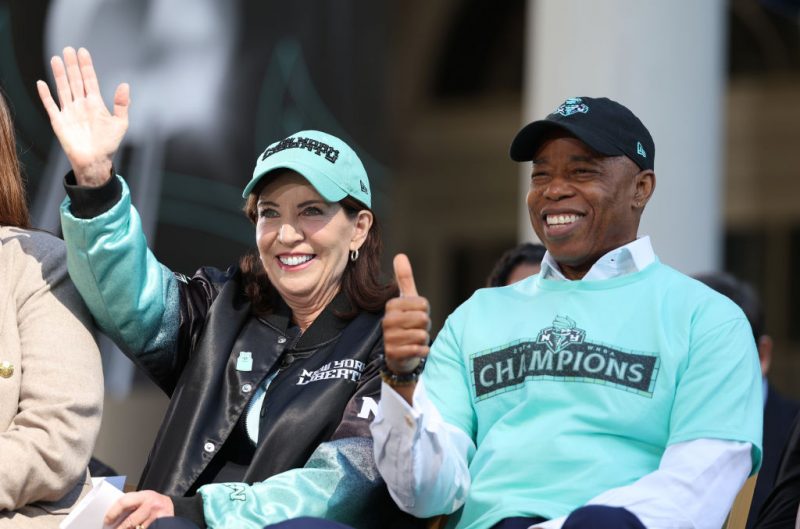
[{"left": 255, "top": 171, "right": 366, "bottom": 308}]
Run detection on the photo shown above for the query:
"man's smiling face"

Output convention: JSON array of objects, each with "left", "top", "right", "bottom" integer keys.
[{"left": 527, "top": 131, "right": 653, "bottom": 279}]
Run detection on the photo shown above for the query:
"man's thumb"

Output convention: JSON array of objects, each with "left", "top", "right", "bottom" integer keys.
[{"left": 393, "top": 254, "right": 418, "bottom": 297}]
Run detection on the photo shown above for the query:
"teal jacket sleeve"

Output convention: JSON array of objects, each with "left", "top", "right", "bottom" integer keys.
[
  {"left": 197, "top": 356, "right": 395, "bottom": 529},
  {"left": 60, "top": 175, "right": 183, "bottom": 389},
  {"left": 199, "top": 437, "right": 384, "bottom": 529}
]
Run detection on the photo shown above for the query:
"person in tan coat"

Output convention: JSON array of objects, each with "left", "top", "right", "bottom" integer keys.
[{"left": 0, "top": 89, "right": 103, "bottom": 528}]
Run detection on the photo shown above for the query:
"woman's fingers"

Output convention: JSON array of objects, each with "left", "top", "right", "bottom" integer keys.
[
  {"left": 104, "top": 492, "right": 138, "bottom": 525},
  {"left": 36, "top": 80, "right": 59, "bottom": 122},
  {"left": 47, "top": 47, "right": 106, "bottom": 114},
  {"left": 63, "top": 47, "right": 85, "bottom": 101},
  {"left": 77, "top": 47, "right": 101, "bottom": 97},
  {"left": 106, "top": 494, "right": 152, "bottom": 528},
  {"left": 113, "top": 82, "right": 130, "bottom": 122},
  {"left": 105, "top": 491, "right": 174, "bottom": 528},
  {"left": 50, "top": 55, "right": 71, "bottom": 108},
  {"left": 119, "top": 504, "right": 153, "bottom": 529}
]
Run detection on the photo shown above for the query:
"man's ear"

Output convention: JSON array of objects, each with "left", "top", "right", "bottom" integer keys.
[
  {"left": 757, "top": 334, "right": 773, "bottom": 378},
  {"left": 633, "top": 170, "right": 656, "bottom": 209}
]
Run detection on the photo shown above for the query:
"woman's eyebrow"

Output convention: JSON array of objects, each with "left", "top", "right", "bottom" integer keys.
[
  {"left": 297, "top": 200, "right": 328, "bottom": 208},
  {"left": 257, "top": 199, "right": 330, "bottom": 208}
]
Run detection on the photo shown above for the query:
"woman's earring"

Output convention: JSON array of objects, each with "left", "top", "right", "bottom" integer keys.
[{"left": 350, "top": 249, "right": 359, "bottom": 262}]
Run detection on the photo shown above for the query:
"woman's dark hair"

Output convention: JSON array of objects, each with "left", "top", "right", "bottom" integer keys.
[
  {"left": 240, "top": 186, "right": 397, "bottom": 318},
  {"left": 486, "top": 242, "right": 546, "bottom": 287},
  {"left": 0, "top": 90, "right": 30, "bottom": 228}
]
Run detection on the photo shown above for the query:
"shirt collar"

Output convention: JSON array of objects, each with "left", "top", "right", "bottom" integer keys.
[
  {"left": 539, "top": 236, "right": 655, "bottom": 281},
  {"left": 259, "top": 290, "right": 353, "bottom": 349}
]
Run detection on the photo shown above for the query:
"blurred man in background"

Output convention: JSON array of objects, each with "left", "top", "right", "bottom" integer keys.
[
  {"left": 486, "top": 243, "right": 546, "bottom": 287},
  {"left": 694, "top": 272, "right": 800, "bottom": 529}
]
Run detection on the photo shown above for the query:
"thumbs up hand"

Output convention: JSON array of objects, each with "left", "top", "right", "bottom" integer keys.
[{"left": 382, "top": 254, "right": 431, "bottom": 381}]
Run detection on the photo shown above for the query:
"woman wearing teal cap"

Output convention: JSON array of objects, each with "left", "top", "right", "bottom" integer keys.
[{"left": 39, "top": 47, "right": 420, "bottom": 529}]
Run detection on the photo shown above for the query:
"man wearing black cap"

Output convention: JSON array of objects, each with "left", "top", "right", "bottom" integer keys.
[{"left": 372, "top": 97, "right": 763, "bottom": 529}]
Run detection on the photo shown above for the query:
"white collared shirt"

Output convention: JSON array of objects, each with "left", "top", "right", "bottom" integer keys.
[
  {"left": 371, "top": 237, "right": 753, "bottom": 529},
  {"left": 539, "top": 236, "right": 656, "bottom": 281}
]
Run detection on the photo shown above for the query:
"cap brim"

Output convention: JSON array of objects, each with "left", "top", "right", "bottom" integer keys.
[
  {"left": 509, "top": 120, "right": 622, "bottom": 162},
  {"left": 243, "top": 159, "right": 348, "bottom": 202}
]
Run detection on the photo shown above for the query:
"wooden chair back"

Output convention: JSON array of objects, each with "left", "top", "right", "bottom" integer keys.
[{"left": 724, "top": 474, "right": 758, "bottom": 529}]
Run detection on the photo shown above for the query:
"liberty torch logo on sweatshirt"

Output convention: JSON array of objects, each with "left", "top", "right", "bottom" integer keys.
[{"left": 471, "top": 315, "right": 660, "bottom": 400}]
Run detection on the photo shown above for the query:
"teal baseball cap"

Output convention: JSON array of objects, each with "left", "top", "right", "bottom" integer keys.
[{"left": 243, "top": 130, "right": 372, "bottom": 208}]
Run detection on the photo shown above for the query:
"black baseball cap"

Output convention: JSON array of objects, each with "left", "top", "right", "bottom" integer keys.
[{"left": 509, "top": 96, "right": 655, "bottom": 171}]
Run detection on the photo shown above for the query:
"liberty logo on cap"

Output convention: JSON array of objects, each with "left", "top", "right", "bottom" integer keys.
[
  {"left": 553, "top": 97, "right": 589, "bottom": 117},
  {"left": 261, "top": 136, "right": 340, "bottom": 164},
  {"left": 636, "top": 141, "right": 647, "bottom": 158}
]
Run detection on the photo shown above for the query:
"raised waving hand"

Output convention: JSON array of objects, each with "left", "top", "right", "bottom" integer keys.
[{"left": 37, "top": 47, "right": 129, "bottom": 187}]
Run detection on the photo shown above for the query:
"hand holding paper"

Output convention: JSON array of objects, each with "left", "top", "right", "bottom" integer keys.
[{"left": 59, "top": 479, "right": 123, "bottom": 529}]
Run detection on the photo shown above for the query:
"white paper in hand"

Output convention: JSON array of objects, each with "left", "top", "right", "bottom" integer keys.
[{"left": 59, "top": 478, "right": 124, "bottom": 529}]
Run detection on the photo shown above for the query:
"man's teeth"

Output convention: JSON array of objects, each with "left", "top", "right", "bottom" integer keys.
[
  {"left": 280, "top": 255, "right": 313, "bottom": 266},
  {"left": 546, "top": 214, "right": 581, "bottom": 226}
]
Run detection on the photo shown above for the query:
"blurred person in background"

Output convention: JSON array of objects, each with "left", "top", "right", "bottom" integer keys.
[
  {"left": 752, "top": 414, "right": 800, "bottom": 529},
  {"left": 486, "top": 242, "right": 546, "bottom": 287},
  {"left": 374, "top": 96, "right": 763, "bottom": 529},
  {"left": 38, "top": 48, "right": 421, "bottom": 529},
  {"left": 694, "top": 271, "right": 800, "bottom": 529},
  {"left": 0, "top": 89, "right": 103, "bottom": 528}
]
